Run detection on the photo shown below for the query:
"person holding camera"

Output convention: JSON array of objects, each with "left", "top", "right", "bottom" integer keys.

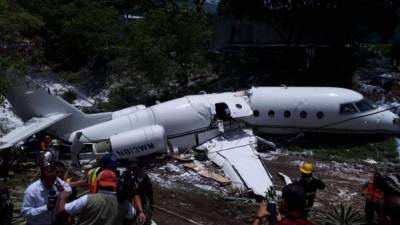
[
  {"left": 20, "top": 160, "right": 72, "bottom": 225},
  {"left": 252, "top": 183, "right": 315, "bottom": 225}
]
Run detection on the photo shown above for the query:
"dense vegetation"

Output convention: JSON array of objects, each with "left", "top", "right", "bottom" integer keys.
[
  {"left": 0, "top": 0, "right": 212, "bottom": 107},
  {"left": 0, "top": 0, "right": 400, "bottom": 108},
  {"left": 0, "top": 0, "right": 44, "bottom": 100}
]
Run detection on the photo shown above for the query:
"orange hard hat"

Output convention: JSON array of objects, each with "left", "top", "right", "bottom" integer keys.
[{"left": 97, "top": 169, "right": 117, "bottom": 189}]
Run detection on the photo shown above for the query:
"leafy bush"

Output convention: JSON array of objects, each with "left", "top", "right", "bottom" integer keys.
[{"left": 314, "top": 203, "right": 364, "bottom": 225}]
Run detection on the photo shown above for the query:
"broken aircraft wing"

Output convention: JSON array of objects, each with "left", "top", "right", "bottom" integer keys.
[
  {"left": 199, "top": 129, "right": 274, "bottom": 197},
  {"left": 0, "top": 113, "right": 71, "bottom": 149}
]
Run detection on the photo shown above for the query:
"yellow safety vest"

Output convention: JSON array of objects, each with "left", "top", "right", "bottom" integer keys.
[{"left": 87, "top": 167, "right": 101, "bottom": 193}]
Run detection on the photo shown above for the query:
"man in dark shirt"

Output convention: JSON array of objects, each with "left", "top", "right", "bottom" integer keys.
[
  {"left": 252, "top": 183, "right": 315, "bottom": 225},
  {"left": 120, "top": 163, "right": 153, "bottom": 225},
  {"left": 0, "top": 185, "right": 13, "bottom": 225},
  {"left": 296, "top": 162, "right": 325, "bottom": 211}
]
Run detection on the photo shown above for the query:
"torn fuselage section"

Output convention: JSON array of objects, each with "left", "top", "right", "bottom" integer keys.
[{"left": 198, "top": 129, "right": 275, "bottom": 198}]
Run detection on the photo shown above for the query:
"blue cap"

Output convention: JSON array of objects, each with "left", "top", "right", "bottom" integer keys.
[{"left": 99, "top": 153, "right": 118, "bottom": 168}]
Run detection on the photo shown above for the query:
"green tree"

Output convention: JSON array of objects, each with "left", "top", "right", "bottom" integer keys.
[
  {"left": 18, "top": 0, "right": 121, "bottom": 70},
  {"left": 0, "top": 0, "right": 43, "bottom": 99},
  {"left": 125, "top": 0, "right": 211, "bottom": 89}
]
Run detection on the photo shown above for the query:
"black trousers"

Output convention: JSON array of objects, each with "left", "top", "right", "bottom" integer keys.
[{"left": 365, "top": 200, "right": 380, "bottom": 224}]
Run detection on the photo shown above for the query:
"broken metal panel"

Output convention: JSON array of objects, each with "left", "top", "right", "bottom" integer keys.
[
  {"left": 200, "top": 129, "right": 274, "bottom": 197},
  {"left": 207, "top": 149, "right": 226, "bottom": 167},
  {"left": 277, "top": 172, "right": 293, "bottom": 186},
  {"left": 168, "top": 128, "right": 220, "bottom": 153},
  {"left": 220, "top": 159, "right": 246, "bottom": 190},
  {"left": 197, "top": 128, "right": 220, "bottom": 145},
  {"left": 169, "top": 134, "right": 198, "bottom": 152},
  {"left": 206, "top": 150, "right": 244, "bottom": 189},
  {"left": 183, "top": 163, "right": 231, "bottom": 185}
]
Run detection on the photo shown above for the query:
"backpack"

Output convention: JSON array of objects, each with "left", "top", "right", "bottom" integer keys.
[{"left": 117, "top": 169, "right": 137, "bottom": 200}]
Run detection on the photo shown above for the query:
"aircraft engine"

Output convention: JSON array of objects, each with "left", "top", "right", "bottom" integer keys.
[
  {"left": 93, "top": 125, "right": 167, "bottom": 159},
  {"left": 112, "top": 105, "right": 146, "bottom": 119}
]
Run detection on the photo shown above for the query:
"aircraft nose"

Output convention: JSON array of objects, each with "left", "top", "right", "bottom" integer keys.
[{"left": 376, "top": 111, "right": 400, "bottom": 133}]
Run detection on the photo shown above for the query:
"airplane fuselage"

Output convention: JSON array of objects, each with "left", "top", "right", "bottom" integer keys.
[
  {"left": 3, "top": 80, "right": 399, "bottom": 197},
  {"left": 65, "top": 87, "right": 399, "bottom": 159}
]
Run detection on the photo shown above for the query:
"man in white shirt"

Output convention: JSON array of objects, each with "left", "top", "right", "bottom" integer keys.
[
  {"left": 57, "top": 169, "right": 136, "bottom": 225},
  {"left": 21, "top": 161, "right": 72, "bottom": 225}
]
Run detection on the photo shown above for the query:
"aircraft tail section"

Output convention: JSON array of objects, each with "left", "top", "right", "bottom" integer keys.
[
  {"left": 6, "top": 76, "right": 82, "bottom": 121},
  {"left": 4, "top": 75, "right": 112, "bottom": 136}
]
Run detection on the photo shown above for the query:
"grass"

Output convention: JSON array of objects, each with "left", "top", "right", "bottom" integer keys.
[
  {"left": 359, "top": 44, "right": 392, "bottom": 57},
  {"left": 282, "top": 134, "right": 399, "bottom": 163}
]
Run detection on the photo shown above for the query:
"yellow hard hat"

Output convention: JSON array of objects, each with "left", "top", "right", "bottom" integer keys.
[{"left": 300, "top": 162, "right": 314, "bottom": 174}]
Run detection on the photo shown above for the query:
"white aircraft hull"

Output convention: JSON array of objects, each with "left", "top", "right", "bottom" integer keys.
[{"left": 1, "top": 76, "right": 399, "bottom": 198}]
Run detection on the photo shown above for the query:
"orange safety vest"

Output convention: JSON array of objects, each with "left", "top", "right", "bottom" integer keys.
[
  {"left": 87, "top": 167, "right": 101, "bottom": 193},
  {"left": 40, "top": 141, "right": 47, "bottom": 151},
  {"left": 365, "top": 177, "right": 384, "bottom": 202}
]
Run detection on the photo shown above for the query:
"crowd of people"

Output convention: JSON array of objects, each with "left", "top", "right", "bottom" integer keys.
[
  {"left": 252, "top": 162, "right": 400, "bottom": 225},
  {"left": 19, "top": 136, "right": 154, "bottom": 225},
  {"left": 0, "top": 134, "right": 399, "bottom": 225}
]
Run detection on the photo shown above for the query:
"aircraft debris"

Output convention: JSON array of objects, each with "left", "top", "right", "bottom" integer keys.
[
  {"left": 173, "top": 154, "right": 194, "bottom": 162},
  {"left": 256, "top": 136, "right": 276, "bottom": 150},
  {"left": 182, "top": 163, "right": 230, "bottom": 186},
  {"left": 276, "top": 172, "right": 293, "bottom": 186},
  {"left": 199, "top": 129, "right": 274, "bottom": 197},
  {"left": 363, "top": 159, "right": 378, "bottom": 164}
]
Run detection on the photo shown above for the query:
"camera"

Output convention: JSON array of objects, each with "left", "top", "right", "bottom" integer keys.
[{"left": 47, "top": 190, "right": 57, "bottom": 210}]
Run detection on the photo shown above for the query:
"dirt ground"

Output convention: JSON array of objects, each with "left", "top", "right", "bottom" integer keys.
[
  {"left": 151, "top": 154, "right": 377, "bottom": 225},
  {"left": 5, "top": 152, "right": 397, "bottom": 225}
]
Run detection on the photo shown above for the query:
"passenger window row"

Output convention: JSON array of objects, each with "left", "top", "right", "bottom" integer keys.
[
  {"left": 253, "top": 110, "right": 324, "bottom": 119},
  {"left": 252, "top": 98, "right": 377, "bottom": 119}
]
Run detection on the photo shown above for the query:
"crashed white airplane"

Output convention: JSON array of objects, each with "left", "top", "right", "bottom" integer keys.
[{"left": 0, "top": 76, "right": 399, "bottom": 198}]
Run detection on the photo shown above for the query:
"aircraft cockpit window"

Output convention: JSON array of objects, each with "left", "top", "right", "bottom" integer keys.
[
  {"left": 339, "top": 103, "right": 357, "bottom": 115},
  {"left": 268, "top": 110, "right": 275, "bottom": 117},
  {"left": 284, "top": 110, "right": 291, "bottom": 118},
  {"left": 355, "top": 99, "right": 377, "bottom": 112},
  {"left": 300, "top": 111, "right": 307, "bottom": 119}
]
